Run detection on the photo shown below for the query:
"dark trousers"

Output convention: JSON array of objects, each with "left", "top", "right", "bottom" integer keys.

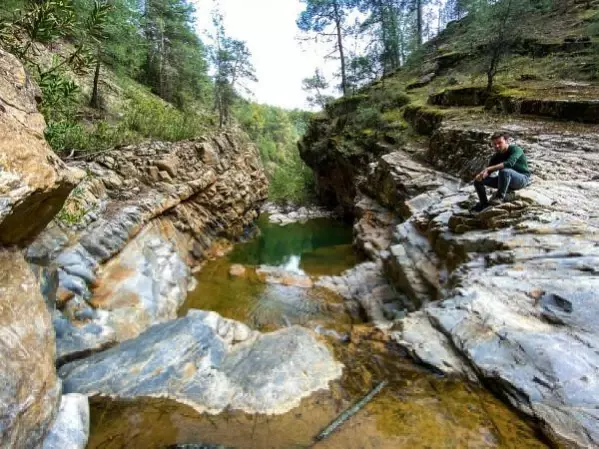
[{"left": 474, "top": 168, "right": 531, "bottom": 204}]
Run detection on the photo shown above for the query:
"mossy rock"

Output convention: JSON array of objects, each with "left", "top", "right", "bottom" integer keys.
[
  {"left": 325, "top": 94, "right": 369, "bottom": 117},
  {"left": 403, "top": 104, "right": 445, "bottom": 136},
  {"left": 487, "top": 94, "right": 599, "bottom": 123},
  {"left": 428, "top": 86, "right": 501, "bottom": 107}
]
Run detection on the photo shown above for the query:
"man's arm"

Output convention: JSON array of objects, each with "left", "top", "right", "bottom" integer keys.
[
  {"left": 502, "top": 145, "right": 524, "bottom": 169},
  {"left": 475, "top": 161, "right": 504, "bottom": 181}
]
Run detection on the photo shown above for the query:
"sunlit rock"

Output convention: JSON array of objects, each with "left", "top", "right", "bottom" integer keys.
[{"left": 60, "top": 310, "right": 343, "bottom": 415}]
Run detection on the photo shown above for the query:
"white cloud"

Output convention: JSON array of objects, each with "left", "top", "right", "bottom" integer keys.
[{"left": 193, "top": 0, "right": 340, "bottom": 110}]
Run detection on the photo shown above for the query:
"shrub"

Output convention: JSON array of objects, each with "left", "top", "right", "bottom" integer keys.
[
  {"left": 350, "top": 106, "right": 382, "bottom": 129},
  {"left": 124, "top": 94, "right": 210, "bottom": 142},
  {"left": 268, "top": 149, "right": 316, "bottom": 204}
]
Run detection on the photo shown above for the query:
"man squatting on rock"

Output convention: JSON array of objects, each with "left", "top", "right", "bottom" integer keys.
[{"left": 471, "top": 132, "right": 532, "bottom": 213}]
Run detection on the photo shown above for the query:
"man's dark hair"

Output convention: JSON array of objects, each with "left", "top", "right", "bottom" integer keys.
[{"left": 491, "top": 132, "right": 510, "bottom": 141}]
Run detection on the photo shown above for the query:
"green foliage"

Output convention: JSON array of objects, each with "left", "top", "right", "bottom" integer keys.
[
  {"left": 141, "top": 0, "right": 211, "bottom": 108},
  {"left": 210, "top": 11, "right": 257, "bottom": 127},
  {"left": 234, "top": 101, "right": 315, "bottom": 204},
  {"left": 351, "top": 105, "right": 383, "bottom": 129},
  {"left": 297, "top": 0, "right": 358, "bottom": 95},
  {"left": 38, "top": 70, "right": 80, "bottom": 121},
  {"left": 124, "top": 93, "right": 210, "bottom": 141},
  {"left": 466, "top": 0, "right": 553, "bottom": 90},
  {"left": 45, "top": 89, "right": 210, "bottom": 154},
  {"left": 303, "top": 68, "right": 334, "bottom": 110},
  {"left": 55, "top": 183, "right": 89, "bottom": 225},
  {"left": 269, "top": 150, "right": 316, "bottom": 204}
]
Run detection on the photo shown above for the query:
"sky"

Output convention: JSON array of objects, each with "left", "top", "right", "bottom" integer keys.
[{"left": 194, "top": 0, "right": 337, "bottom": 110}]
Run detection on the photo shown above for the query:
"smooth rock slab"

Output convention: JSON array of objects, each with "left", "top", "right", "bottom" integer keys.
[
  {"left": 59, "top": 310, "right": 343, "bottom": 415},
  {"left": 42, "top": 394, "right": 89, "bottom": 449}
]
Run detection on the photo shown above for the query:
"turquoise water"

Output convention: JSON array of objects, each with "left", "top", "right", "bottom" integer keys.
[
  {"left": 228, "top": 215, "right": 357, "bottom": 275},
  {"left": 179, "top": 216, "right": 358, "bottom": 330}
]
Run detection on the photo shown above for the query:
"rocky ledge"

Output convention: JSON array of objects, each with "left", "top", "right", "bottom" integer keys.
[
  {"left": 300, "top": 87, "right": 599, "bottom": 447},
  {"left": 262, "top": 202, "right": 335, "bottom": 225},
  {"left": 0, "top": 48, "right": 269, "bottom": 448},
  {"left": 59, "top": 310, "right": 343, "bottom": 415},
  {"left": 388, "top": 178, "right": 599, "bottom": 448},
  {"left": 26, "top": 130, "right": 269, "bottom": 364}
]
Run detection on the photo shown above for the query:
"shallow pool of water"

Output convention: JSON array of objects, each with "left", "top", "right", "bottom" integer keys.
[
  {"left": 87, "top": 216, "right": 550, "bottom": 449},
  {"left": 180, "top": 216, "right": 358, "bottom": 331},
  {"left": 87, "top": 330, "right": 549, "bottom": 449},
  {"left": 228, "top": 216, "right": 358, "bottom": 276}
]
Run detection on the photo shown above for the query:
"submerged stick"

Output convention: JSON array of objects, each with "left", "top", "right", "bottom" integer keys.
[{"left": 313, "top": 380, "right": 389, "bottom": 443}]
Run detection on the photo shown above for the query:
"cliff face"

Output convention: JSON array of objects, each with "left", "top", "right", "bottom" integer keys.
[
  {"left": 28, "top": 132, "right": 269, "bottom": 364},
  {"left": 298, "top": 4, "right": 599, "bottom": 447},
  {"left": 0, "top": 49, "right": 80, "bottom": 449},
  {"left": 0, "top": 47, "right": 269, "bottom": 447}
]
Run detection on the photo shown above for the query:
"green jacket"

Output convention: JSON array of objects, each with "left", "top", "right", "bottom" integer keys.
[{"left": 489, "top": 144, "right": 531, "bottom": 175}]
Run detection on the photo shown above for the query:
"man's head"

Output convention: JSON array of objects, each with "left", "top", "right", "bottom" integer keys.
[{"left": 491, "top": 132, "right": 510, "bottom": 152}]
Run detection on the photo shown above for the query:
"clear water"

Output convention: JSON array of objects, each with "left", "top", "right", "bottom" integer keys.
[
  {"left": 227, "top": 215, "right": 358, "bottom": 276},
  {"left": 179, "top": 216, "right": 358, "bottom": 331},
  {"left": 87, "top": 216, "right": 549, "bottom": 449}
]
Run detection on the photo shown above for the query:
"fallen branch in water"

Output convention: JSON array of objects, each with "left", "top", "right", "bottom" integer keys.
[{"left": 313, "top": 380, "right": 389, "bottom": 443}]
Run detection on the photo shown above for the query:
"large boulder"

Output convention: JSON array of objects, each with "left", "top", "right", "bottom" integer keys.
[
  {"left": 59, "top": 310, "right": 343, "bottom": 415},
  {"left": 0, "top": 49, "right": 81, "bottom": 245},
  {"left": 0, "top": 250, "right": 61, "bottom": 448}
]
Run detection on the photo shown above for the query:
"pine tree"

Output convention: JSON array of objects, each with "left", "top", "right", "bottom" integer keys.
[
  {"left": 469, "top": 0, "right": 551, "bottom": 91},
  {"left": 210, "top": 11, "right": 257, "bottom": 128},
  {"left": 142, "top": 0, "right": 210, "bottom": 107},
  {"left": 302, "top": 69, "right": 334, "bottom": 109},
  {"left": 297, "top": 0, "right": 357, "bottom": 96}
]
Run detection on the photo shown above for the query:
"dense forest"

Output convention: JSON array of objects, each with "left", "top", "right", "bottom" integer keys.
[
  {"left": 0, "top": 0, "right": 315, "bottom": 202},
  {"left": 1, "top": 0, "right": 597, "bottom": 204}
]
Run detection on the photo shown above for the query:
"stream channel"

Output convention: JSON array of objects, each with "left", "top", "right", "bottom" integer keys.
[{"left": 87, "top": 216, "right": 549, "bottom": 449}]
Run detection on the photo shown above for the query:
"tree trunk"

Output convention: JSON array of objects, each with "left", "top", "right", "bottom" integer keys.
[
  {"left": 89, "top": 56, "right": 101, "bottom": 109},
  {"left": 416, "top": 0, "right": 423, "bottom": 47},
  {"left": 159, "top": 25, "right": 165, "bottom": 98},
  {"left": 486, "top": 70, "right": 494, "bottom": 91},
  {"left": 333, "top": 1, "right": 348, "bottom": 96}
]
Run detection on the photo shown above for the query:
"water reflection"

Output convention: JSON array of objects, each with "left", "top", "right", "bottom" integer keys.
[
  {"left": 280, "top": 255, "right": 305, "bottom": 275},
  {"left": 228, "top": 216, "right": 356, "bottom": 275},
  {"left": 181, "top": 217, "right": 358, "bottom": 330},
  {"left": 87, "top": 331, "right": 550, "bottom": 449}
]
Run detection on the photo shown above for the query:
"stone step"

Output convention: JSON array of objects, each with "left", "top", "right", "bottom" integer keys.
[
  {"left": 403, "top": 104, "right": 446, "bottom": 136},
  {"left": 427, "top": 84, "right": 599, "bottom": 124},
  {"left": 487, "top": 95, "right": 599, "bottom": 124},
  {"left": 427, "top": 115, "right": 599, "bottom": 181}
]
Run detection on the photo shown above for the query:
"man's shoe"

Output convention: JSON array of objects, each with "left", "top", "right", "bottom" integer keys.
[
  {"left": 470, "top": 202, "right": 489, "bottom": 213},
  {"left": 489, "top": 194, "right": 506, "bottom": 206}
]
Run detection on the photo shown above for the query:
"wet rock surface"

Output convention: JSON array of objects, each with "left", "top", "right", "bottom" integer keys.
[
  {"left": 378, "top": 173, "right": 599, "bottom": 447},
  {"left": 59, "top": 310, "right": 343, "bottom": 415},
  {"left": 0, "top": 250, "right": 61, "bottom": 449},
  {"left": 300, "top": 88, "right": 599, "bottom": 447},
  {"left": 317, "top": 261, "right": 399, "bottom": 326}
]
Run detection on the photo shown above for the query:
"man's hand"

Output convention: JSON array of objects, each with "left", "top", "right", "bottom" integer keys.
[{"left": 475, "top": 168, "right": 489, "bottom": 182}]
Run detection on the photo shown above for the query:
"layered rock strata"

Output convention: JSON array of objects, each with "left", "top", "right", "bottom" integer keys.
[
  {"left": 0, "top": 49, "right": 85, "bottom": 449},
  {"left": 28, "top": 132, "right": 268, "bottom": 362},
  {"left": 300, "top": 89, "right": 599, "bottom": 447}
]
